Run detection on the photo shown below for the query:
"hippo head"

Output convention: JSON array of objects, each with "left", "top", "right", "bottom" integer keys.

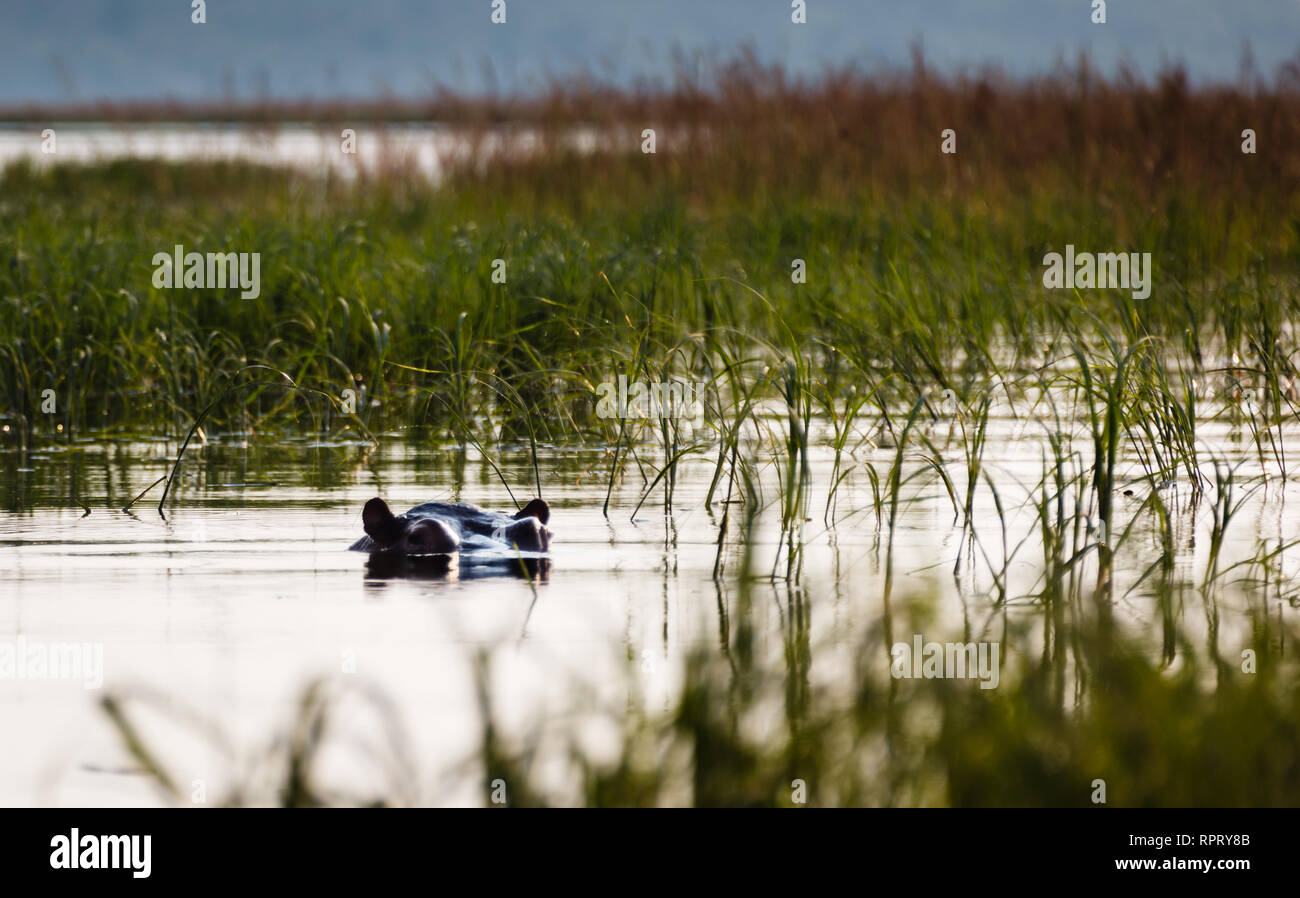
[
  {"left": 362, "top": 498, "right": 460, "bottom": 554},
  {"left": 361, "top": 497, "right": 551, "bottom": 554}
]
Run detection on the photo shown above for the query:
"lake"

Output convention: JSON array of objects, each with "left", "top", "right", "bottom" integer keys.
[
  {"left": 0, "top": 401, "right": 1286, "bottom": 805},
  {"left": 0, "top": 123, "right": 602, "bottom": 182}
]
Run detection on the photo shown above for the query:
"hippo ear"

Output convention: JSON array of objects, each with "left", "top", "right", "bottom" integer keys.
[
  {"left": 362, "top": 497, "right": 397, "bottom": 541},
  {"left": 514, "top": 498, "right": 550, "bottom": 525}
]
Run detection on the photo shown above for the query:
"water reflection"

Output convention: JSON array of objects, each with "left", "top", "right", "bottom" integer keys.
[
  {"left": 363, "top": 552, "right": 550, "bottom": 583},
  {"left": 0, "top": 424, "right": 1296, "bottom": 805}
]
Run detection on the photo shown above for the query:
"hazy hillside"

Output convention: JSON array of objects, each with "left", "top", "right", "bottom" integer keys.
[{"left": 0, "top": 0, "right": 1296, "bottom": 104}]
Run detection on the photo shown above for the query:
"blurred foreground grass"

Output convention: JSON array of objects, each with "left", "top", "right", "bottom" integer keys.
[{"left": 101, "top": 572, "right": 1300, "bottom": 807}]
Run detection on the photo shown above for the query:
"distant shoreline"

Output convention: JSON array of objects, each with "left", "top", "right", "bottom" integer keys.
[{"left": 3, "top": 50, "right": 1298, "bottom": 125}]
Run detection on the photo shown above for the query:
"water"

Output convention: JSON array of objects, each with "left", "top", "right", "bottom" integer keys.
[
  {"left": 1, "top": 411, "right": 1295, "bottom": 806},
  {"left": 0, "top": 436, "right": 778, "bottom": 805},
  {"left": 0, "top": 123, "right": 601, "bottom": 181}
]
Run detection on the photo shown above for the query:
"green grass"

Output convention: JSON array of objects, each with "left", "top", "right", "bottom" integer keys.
[{"left": 1, "top": 93, "right": 1298, "bottom": 447}]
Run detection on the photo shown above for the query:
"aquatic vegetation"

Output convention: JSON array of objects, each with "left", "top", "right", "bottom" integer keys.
[{"left": 2, "top": 63, "right": 1299, "bottom": 447}]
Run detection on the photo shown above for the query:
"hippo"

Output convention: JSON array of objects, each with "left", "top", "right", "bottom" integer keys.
[{"left": 350, "top": 496, "right": 551, "bottom": 556}]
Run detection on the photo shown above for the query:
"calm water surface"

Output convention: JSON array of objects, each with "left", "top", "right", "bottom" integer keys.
[
  {"left": 0, "top": 416, "right": 1293, "bottom": 805},
  {"left": 0, "top": 124, "right": 601, "bottom": 181}
]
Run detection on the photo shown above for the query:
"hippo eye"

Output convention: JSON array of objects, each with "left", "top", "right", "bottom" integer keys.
[
  {"left": 399, "top": 519, "right": 459, "bottom": 554},
  {"left": 403, "top": 520, "right": 447, "bottom": 553}
]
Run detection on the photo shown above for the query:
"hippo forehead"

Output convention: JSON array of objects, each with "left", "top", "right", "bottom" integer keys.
[{"left": 405, "top": 503, "right": 511, "bottom": 536}]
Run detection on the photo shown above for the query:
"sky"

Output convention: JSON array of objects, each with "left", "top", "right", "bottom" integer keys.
[{"left": 1, "top": 0, "right": 1298, "bottom": 104}]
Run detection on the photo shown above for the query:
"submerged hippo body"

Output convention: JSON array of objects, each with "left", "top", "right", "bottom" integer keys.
[{"left": 350, "top": 497, "right": 551, "bottom": 555}]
